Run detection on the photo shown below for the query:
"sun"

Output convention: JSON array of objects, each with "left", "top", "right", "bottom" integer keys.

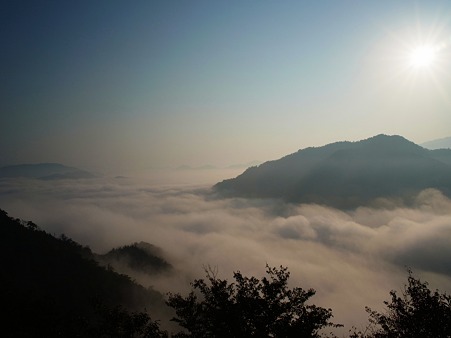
[{"left": 408, "top": 44, "right": 438, "bottom": 68}]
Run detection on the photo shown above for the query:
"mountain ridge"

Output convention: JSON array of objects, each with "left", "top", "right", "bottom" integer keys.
[
  {"left": 0, "top": 162, "right": 96, "bottom": 180},
  {"left": 421, "top": 136, "right": 451, "bottom": 150},
  {"left": 0, "top": 208, "right": 166, "bottom": 336},
  {"left": 214, "top": 134, "right": 451, "bottom": 209},
  {"left": 96, "top": 241, "right": 172, "bottom": 277}
]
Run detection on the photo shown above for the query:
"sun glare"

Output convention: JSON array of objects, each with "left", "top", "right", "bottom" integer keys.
[{"left": 409, "top": 45, "right": 437, "bottom": 68}]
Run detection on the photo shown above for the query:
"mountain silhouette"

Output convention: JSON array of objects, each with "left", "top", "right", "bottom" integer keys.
[
  {"left": 421, "top": 136, "right": 451, "bottom": 150},
  {"left": 214, "top": 135, "right": 451, "bottom": 208},
  {"left": 97, "top": 241, "right": 172, "bottom": 276},
  {"left": 0, "top": 209, "right": 166, "bottom": 336},
  {"left": 0, "top": 163, "right": 96, "bottom": 180}
]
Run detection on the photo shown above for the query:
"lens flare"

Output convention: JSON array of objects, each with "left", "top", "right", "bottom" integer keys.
[{"left": 409, "top": 45, "right": 437, "bottom": 68}]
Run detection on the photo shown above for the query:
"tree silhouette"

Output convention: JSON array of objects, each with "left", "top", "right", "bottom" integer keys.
[
  {"left": 167, "top": 265, "right": 340, "bottom": 337},
  {"left": 88, "top": 302, "right": 168, "bottom": 338},
  {"left": 351, "top": 270, "right": 451, "bottom": 338},
  {"left": 6, "top": 206, "right": 451, "bottom": 338},
  {"left": 0, "top": 209, "right": 168, "bottom": 337}
]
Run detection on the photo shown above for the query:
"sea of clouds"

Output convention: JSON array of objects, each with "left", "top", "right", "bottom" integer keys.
[{"left": 1, "top": 172, "right": 451, "bottom": 333}]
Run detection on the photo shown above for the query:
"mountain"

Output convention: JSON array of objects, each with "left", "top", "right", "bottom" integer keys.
[
  {"left": 214, "top": 134, "right": 451, "bottom": 209},
  {"left": 0, "top": 209, "right": 166, "bottom": 336},
  {"left": 96, "top": 241, "right": 172, "bottom": 276},
  {"left": 227, "top": 160, "right": 262, "bottom": 169},
  {"left": 421, "top": 136, "right": 451, "bottom": 150},
  {"left": 0, "top": 162, "right": 96, "bottom": 180},
  {"left": 176, "top": 164, "right": 218, "bottom": 170}
]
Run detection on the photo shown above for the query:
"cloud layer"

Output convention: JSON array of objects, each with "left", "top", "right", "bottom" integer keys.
[{"left": 1, "top": 175, "right": 451, "bottom": 332}]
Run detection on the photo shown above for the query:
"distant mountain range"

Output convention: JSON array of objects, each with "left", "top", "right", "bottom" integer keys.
[
  {"left": 214, "top": 134, "right": 451, "bottom": 209},
  {"left": 175, "top": 161, "right": 262, "bottom": 171},
  {"left": 0, "top": 163, "right": 96, "bottom": 180},
  {"left": 421, "top": 136, "right": 451, "bottom": 150}
]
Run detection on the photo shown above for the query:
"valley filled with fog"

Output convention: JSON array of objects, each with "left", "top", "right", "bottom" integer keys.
[{"left": 2, "top": 172, "right": 451, "bottom": 332}]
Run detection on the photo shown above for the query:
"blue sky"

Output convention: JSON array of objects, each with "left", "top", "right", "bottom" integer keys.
[{"left": 1, "top": 1, "right": 451, "bottom": 173}]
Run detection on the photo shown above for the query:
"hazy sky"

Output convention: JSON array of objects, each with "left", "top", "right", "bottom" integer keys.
[{"left": 2, "top": 0, "right": 451, "bottom": 173}]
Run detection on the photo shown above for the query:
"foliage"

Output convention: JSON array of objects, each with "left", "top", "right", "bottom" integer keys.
[
  {"left": 100, "top": 242, "right": 172, "bottom": 275},
  {"left": 0, "top": 209, "right": 167, "bottom": 337},
  {"left": 87, "top": 302, "right": 168, "bottom": 338},
  {"left": 4, "top": 207, "right": 451, "bottom": 337},
  {"left": 351, "top": 270, "right": 451, "bottom": 338},
  {"left": 167, "top": 265, "right": 340, "bottom": 337}
]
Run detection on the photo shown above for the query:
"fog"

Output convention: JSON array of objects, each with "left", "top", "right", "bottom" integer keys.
[{"left": 1, "top": 172, "right": 451, "bottom": 332}]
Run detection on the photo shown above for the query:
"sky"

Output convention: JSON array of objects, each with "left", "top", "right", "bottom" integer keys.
[
  {"left": 2, "top": 2, "right": 451, "bottom": 331},
  {"left": 1, "top": 0, "right": 451, "bottom": 174}
]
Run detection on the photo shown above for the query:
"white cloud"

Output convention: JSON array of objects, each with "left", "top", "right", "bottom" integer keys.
[{"left": 1, "top": 177, "right": 451, "bottom": 332}]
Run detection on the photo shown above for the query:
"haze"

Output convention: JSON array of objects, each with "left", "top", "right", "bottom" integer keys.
[
  {"left": 2, "top": 1, "right": 451, "bottom": 334},
  {"left": 1, "top": 1, "right": 451, "bottom": 174},
  {"left": 1, "top": 176, "right": 451, "bottom": 333}
]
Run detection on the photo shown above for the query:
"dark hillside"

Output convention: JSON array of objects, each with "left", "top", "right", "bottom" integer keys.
[
  {"left": 430, "top": 148, "right": 451, "bottom": 166},
  {"left": 0, "top": 209, "right": 166, "bottom": 337},
  {"left": 97, "top": 241, "right": 172, "bottom": 276},
  {"left": 215, "top": 135, "right": 451, "bottom": 208}
]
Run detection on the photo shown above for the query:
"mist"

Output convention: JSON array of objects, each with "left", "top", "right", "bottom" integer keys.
[{"left": 1, "top": 173, "right": 451, "bottom": 332}]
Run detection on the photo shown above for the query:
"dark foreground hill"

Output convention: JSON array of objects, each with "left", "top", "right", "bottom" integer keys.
[
  {"left": 0, "top": 162, "right": 96, "bottom": 180},
  {"left": 0, "top": 209, "right": 167, "bottom": 337},
  {"left": 214, "top": 134, "right": 451, "bottom": 208}
]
